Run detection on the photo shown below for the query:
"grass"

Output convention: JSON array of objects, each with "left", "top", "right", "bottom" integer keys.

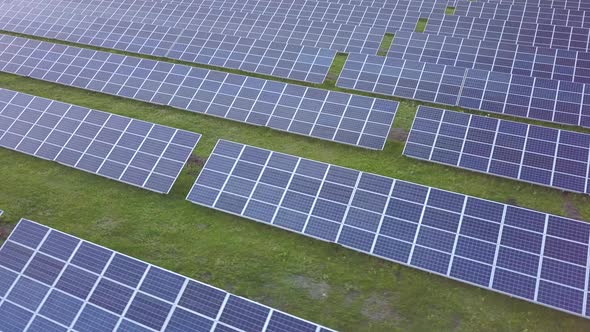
[
  {"left": 415, "top": 18, "right": 429, "bottom": 33},
  {"left": 1, "top": 33, "right": 590, "bottom": 332},
  {"left": 377, "top": 33, "right": 395, "bottom": 56},
  {"left": 325, "top": 53, "right": 348, "bottom": 86},
  {"left": 445, "top": 6, "right": 456, "bottom": 15}
]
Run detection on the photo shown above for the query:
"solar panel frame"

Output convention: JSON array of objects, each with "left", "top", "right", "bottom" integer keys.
[
  {"left": 0, "top": 88, "right": 201, "bottom": 194},
  {"left": 0, "top": 34, "right": 398, "bottom": 150},
  {"left": 186, "top": 138, "right": 590, "bottom": 320},
  {"left": 404, "top": 106, "right": 590, "bottom": 194},
  {"left": 0, "top": 218, "right": 336, "bottom": 331}
]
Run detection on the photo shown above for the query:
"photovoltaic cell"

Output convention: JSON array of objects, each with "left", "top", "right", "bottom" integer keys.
[
  {"left": 404, "top": 106, "right": 590, "bottom": 194},
  {"left": 187, "top": 139, "right": 590, "bottom": 320},
  {"left": 0, "top": 88, "right": 201, "bottom": 194},
  {"left": 0, "top": 34, "right": 398, "bottom": 150},
  {"left": 0, "top": 219, "right": 335, "bottom": 331}
]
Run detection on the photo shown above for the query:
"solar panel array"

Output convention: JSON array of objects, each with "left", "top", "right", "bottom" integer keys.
[
  {"left": 337, "top": 53, "right": 590, "bottom": 128},
  {"left": 187, "top": 139, "right": 590, "bottom": 319},
  {"left": 428, "top": 15, "right": 590, "bottom": 52},
  {"left": 0, "top": 34, "right": 399, "bottom": 150},
  {"left": 453, "top": 0, "right": 590, "bottom": 11},
  {"left": 404, "top": 106, "right": 590, "bottom": 194},
  {"left": 0, "top": 11, "right": 336, "bottom": 83},
  {"left": 388, "top": 31, "right": 590, "bottom": 84},
  {"left": 0, "top": 2, "right": 388, "bottom": 54},
  {"left": 0, "top": 0, "right": 434, "bottom": 32},
  {"left": 451, "top": 2, "right": 590, "bottom": 28},
  {"left": 0, "top": 88, "right": 201, "bottom": 194},
  {"left": 0, "top": 218, "right": 335, "bottom": 332}
]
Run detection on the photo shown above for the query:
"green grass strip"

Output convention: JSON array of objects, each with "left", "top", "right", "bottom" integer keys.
[
  {"left": 445, "top": 6, "right": 456, "bottom": 15},
  {"left": 377, "top": 33, "right": 395, "bottom": 57},
  {"left": 415, "top": 18, "right": 428, "bottom": 32}
]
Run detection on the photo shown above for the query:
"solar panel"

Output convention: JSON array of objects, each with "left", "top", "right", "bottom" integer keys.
[
  {"left": 404, "top": 106, "right": 590, "bottom": 194},
  {"left": 425, "top": 15, "right": 590, "bottom": 52},
  {"left": 388, "top": 31, "right": 590, "bottom": 84},
  {"left": 0, "top": 218, "right": 335, "bottom": 331},
  {"left": 0, "top": 34, "right": 398, "bottom": 150},
  {"left": 0, "top": 88, "right": 201, "bottom": 194},
  {"left": 0, "top": 11, "right": 336, "bottom": 83},
  {"left": 187, "top": 138, "right": 590, "bottom": 319}
]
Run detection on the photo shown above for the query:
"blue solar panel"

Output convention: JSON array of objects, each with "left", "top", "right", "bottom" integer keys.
[
  {"left": 0, "top": 34, "right": 398, "bottom": 150},
  {"left": 0, "top": 88, "right": 201, "bottom": 194},
  {"left": 405, "top": 106, "right": 590, "bottom": 194},
  {"left": 187, "top": 139, "right": 590, "bottom": 320},
  {"left": 0, "top": 219, "right": 335, "bottom": 331}
]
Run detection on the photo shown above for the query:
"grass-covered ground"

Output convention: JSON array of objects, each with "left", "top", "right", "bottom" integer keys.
[{"left": 1, "top": 32, "right": 590, "bottom": 331}]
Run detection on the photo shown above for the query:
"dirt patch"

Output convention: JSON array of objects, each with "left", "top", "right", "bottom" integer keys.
[
  {"left": 196, "top": 223, "right": 208, "bottom": 231},
  {"left": 186, "top": 155, "right": 207, "bottom": 175},
  {"left": 562, "top": 193, "right": 582, "bottom": 220},
  {"left": 93, "top": 217, "right": 121, "bottom": 233},
  {"left": 0, "top": 221, "right": 13, "bottom": 242},
  {"left": 188, "top": 155, "right": 206, "bottom": 167},
  {"left": 388, "top": 128, "right": 409, "bottom": 142},
  {"left": 505, "top": 197, "right": 519, "bottom": 206},
  {"left": 451, "top": 313, "right": 462, "bottom": 332},
  {"left": 361, "top": 292, "right": 402, "bottom": 322},
  {"left": 198, "top": 271, "right": 212, "bottom": 282},
  {"left": 287, "top": 275, "right": 330, "bottom": 300},
  {"left": 344, "top": 289, "right": 361, "bottom": 305}
]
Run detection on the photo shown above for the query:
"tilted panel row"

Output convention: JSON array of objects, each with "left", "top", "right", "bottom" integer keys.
[
  {"left": 0, "top": 35, "right": 398, "bottom": 150},
  {"left": 187, "top": 139, "right": 590, "bottom": 319},
  {"left": 0, "top": 219, "right": 335, "bottom": 331},
  {"left": 0, "top": 88, "right": 201, "bottom": 194},
  {"left": 405, "top": 106, "right": 590, "bottom": 194}
]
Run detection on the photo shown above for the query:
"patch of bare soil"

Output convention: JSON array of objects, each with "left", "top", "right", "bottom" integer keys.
[
  {"left": 451, "top": 313, "right": 462, "bottom": 332},
  {"left": 361, "top": 292, "right": 402, "bottom": 322},
  {"left": 505, "top": 197, "right": 519, "bottom": 206},
  {"left": 388, "top": 128, "right": 409, "bottom": 142},
  {"left": 287, "top": 275, "right": 330, "bottom": 300},
  {"left": 188, "top": 155, "right": 206, "bottom": 167},
  {"left": 344, "top": 289, "right": 361, "bottom": 305},
  {"left": 562, "top": 193, "right": 582, "bottom": 220},
  {"left": 186, "top": 155, "right": 207, "bottom": 175},
  {"left": 0, "top": 221, "right": 13, "bottom": 242},
  {"left": 93, "top": 217, "right": 121, "bottom": 233}
]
